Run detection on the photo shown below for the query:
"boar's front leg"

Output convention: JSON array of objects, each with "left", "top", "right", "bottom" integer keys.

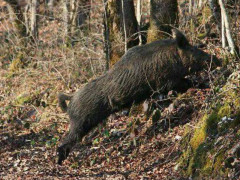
[
  {"left": 57, "top": 120, "right": 84, "bottom": 165},
  {"left": 173, "top": 78, "right": 193, "bottom": 93}
]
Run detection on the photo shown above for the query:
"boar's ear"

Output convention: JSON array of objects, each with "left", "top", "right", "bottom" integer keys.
[{"left": 172, "top": 29, "right": 190, "bottom": 49}]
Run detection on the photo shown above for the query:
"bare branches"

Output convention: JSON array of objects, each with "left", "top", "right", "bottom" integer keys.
[
  {"left": 136, "top": 0, "right": 142, "bottom": 45},
  {"left": 219, "top": 0, "right": 235, "bottom": 54},
  {"left": 30, "top": 0, "right": 38, "bottom": 40},
  {"left": 121, "top": 0, "right": 127, "bottom": 53},
  {"left": 103, "top": 0, "right": 110, "bottom": 71}
]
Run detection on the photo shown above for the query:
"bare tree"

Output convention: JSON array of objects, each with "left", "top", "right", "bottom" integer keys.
[
  {"left": 75, "top": 0, "right": 91, "bottom": 28},
  {"left": 136, "top": 0, "right": 142, "bottom": 45},
  {"left": 61, "top": 0, "right": 69, "bottom": 38},
  {"left": 103, "top": 0, "right": 110, "bottom": 70},
  {"left": 61, "top": 0, "right": 91, "bottom": 40},
  {"left": 218, "top": 0, "right": 235, "bottom": 54},
  {"left": 29, "top": 0, "right": 38, "bottom": 40},
  {"left": 46, "top": 0, "right": 55, "bottom": 18}
]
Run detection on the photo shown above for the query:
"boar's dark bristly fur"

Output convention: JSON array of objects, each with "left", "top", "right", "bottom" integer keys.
[{"left": 57, "top": 29, "right": 220, "bottom": 165}]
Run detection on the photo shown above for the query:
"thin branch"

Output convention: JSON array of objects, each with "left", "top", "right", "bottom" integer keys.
[
  {"left": 136, "top": 0, "right": 142, "bottom": 45},
  {"left": 121, "top": 0, "right": 127, "bottom": 53},
  {"left": 221, "top": 6, "right": 226, "bottom": 48},
  {"left": 219, "top": 0, "right": 235, "bottom": 54},
  {"left": 103, "top": 0, "right": 110, "bottom": 71}
]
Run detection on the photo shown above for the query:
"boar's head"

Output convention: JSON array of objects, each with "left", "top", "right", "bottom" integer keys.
[{"left": 172, "top": 29, "right": 220, "bottom": 73}]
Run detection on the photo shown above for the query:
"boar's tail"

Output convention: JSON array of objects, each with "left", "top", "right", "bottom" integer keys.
[{"left": 58, "top": 93, "right": 73, "bottom": 112}]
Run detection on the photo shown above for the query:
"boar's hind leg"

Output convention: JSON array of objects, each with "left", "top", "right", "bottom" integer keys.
[{"left": 57, "top": 121, "right": 83, "bottom": 165}]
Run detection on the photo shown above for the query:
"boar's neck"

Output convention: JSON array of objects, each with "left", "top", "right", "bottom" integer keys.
[{"left": 177, "top": 49, "right": 194, "bottom": 72}]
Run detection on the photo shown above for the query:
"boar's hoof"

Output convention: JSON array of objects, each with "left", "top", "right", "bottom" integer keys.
[{"left": 57, "top": 145, "right": 71, "bottom": 165}]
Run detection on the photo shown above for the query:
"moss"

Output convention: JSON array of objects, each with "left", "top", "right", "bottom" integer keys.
[
  {"left": 206, "top": 112, "right": 220, "bottom": 135},
  {"left": 237, "top": 129, "right": 240, "bottom": 136},
  {"left": 202, "top": 6, "right": 212, "bottom": 22},
  {"left": 9, "top": 53, "right": 24, "bottom": 72},
  {"left": 15, "top": 93, "right": 32, "bottom": 105},
  {"left": 147, "top": 23, "right": 162, "bottom": 43},
  {"left": 189, "top": 112, "right": 219, "bottom": 151},
  {"left": 202, "top": 156, "right": 213, "bottom": 174},
  {"left": 180, "top": 107, "right": 229, "bottom": 176},
  {"left": 189, "top": 143, "right": 210, "bottom": 176},
  {"left": 178, "top": 147, "right": 191, "bottom": 173},
  {"left": 218, "top": 104, "right": 231, "bottom": 117},
  {"left": 190, "top": 122, "right": 207, "bottom": 150},
  {"left": 178, "top": 69, "right": 240, "bottom": 178},
  {"left": 179, "top": 81, "right": 240, "bottom": 178},
  {"left": 214, "top": 152, "right": 225, "bottom": 171},
  {"left": 230, "top": 111, "right": 240, "bottom": 127}
]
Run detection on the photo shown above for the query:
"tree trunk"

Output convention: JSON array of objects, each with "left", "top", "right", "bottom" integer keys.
[
  {"left": 103, "top": 0, "right": 110, "bottom": 71},
  {"left": 46, "top": 0, "right": 55, "bottom": 18},
  {"left": 5, "top": 0, "right": 38, "bottom": 42},
  {"left": 208, "top": 0, "right": 221, "bottom": 33},
  {"left": 219, "top": 0, "right": 235, "bottom": 54},
  {"left": 61, "top": 0, "right": 69, "bottom": 39},
  {"left": 69, "top": 0, "right": 91, "bottom": 35},
  {"left": 61, "top": 0, "right": 91, "bottom": 40},
  {"left": 76, "top": 0, "right": 91, "bottom": 28},
  {"left": 5, "top": 0, "right": 27, "bottom": 38},
  {"left": 30, "top": 0, "right": 38, "bottom": 41},
  {"left": 147, "top": 0, "right": 178, "bottom": 42},
  {"left": 106, "top": 0, "right": 139, "bottom": 67},
  {"left": 136, "top": 0, "right": 142, "bottom": 45}
]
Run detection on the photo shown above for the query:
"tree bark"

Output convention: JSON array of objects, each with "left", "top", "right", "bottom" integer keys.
[
  {"left": 5, "top": 0, "right": 38, "bottom": 41},
  {"left": 106, "top": 0, "right": 139, "bottom": 67},
  {"left": 103, "top": 0, "right": 110, "bottom": 71},
  {"left": 147, "top": 0, "right": 178, "bottom": 42},
  {"left": 5, "top": 0, "right": 28, "bottom": 38},
  {"left": 136, "top": 0, "right": 142, "bottom": 45},
  {"left": 208, "top": 0, "right": 221, "bottom": 33},
  {"left": 61, "top": 0, "right": 91, "bottom": 39},
  {"left": 30, "top": 0, "right": 38, "bottom": 40},
  {"left": 221, "top": 6, "right": 226, "bottom": 48},
  {"left": 61, "top": 0, "right": 69, "bottom": 39},
  {"left": 46, "top": 0, "right": 55, "bottom": 18},
  {"left": 75, "top": 0, "right": 91, "bottom": 28},
  {"left": 218, "top": 0, "right": 235, "bottom": 54}
]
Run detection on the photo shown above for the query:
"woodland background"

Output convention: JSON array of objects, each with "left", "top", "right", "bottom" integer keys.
[{"left": 0, "top": 0, "right": 240, "bottom": 179}]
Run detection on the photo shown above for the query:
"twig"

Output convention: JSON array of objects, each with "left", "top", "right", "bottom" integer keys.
[
  {"left": 219, "top": 0, "right": 235, "bottom": 54},
  {"left": 121, "top": 0, "right": 127, "bottom": 53}
]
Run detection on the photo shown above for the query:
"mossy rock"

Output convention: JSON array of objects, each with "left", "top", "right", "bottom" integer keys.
[{"left": 179, "top": 72, "right": 240, "bottom": 178}]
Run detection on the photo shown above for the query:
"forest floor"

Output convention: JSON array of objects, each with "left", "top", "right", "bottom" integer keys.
[{"left": 0, "top": 56, "right": 216, "bottom": 179}]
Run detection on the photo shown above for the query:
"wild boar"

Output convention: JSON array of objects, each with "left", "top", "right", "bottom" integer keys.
[{"left": 57, "top": 29, "right": 220, "bottom": 165}]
